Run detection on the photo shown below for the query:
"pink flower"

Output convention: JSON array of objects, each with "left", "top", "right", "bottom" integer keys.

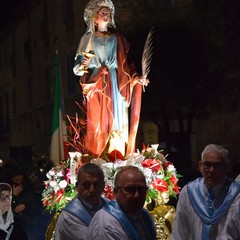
[
  {"left": 152, "top": 178, "right": 168, "bottom": 192},
  {"left": 142, "top": 158, "right": 161, "bottom": 173},
  {"left": 65, "top": 168, "right": 71, "bottom": 181}
]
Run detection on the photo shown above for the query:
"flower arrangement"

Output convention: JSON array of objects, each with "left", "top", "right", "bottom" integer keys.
[
  {"left": 42, "top": 153, "right": 82, "bottom": 212},
  {"left": 42, "top": 145, "right": 181, "bottom": 212},
  {"left": 93, "top": 144, "right": 181, "bottom": 205}
]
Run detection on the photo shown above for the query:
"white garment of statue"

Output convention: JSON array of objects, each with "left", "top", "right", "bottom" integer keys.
[{"left": 0, "top": 209, "right": 14, "bottom": 240}]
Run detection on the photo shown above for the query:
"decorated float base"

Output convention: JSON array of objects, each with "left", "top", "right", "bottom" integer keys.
[
  {"left": 146, "top": 200, "right": 176, "bottom": 240},
  {"left": 45, "top": 204, "right": 175, "bottom": 240},
  {"left": 42, "top": 145, "right": 180, "bottom": 240}
]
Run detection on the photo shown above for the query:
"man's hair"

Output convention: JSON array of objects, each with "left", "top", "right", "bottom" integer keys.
[
  {"left": 114, "top": 165, "right": 146, "bottom": 188},
  {"left": 201, "top": 144, "right": 229, "bottom": 163},
  {"left": 0, "top": 183, "right": 12, "bottom": 193},
  {"left": 77, "top": 163, "right": 105, "bottom": 184}
]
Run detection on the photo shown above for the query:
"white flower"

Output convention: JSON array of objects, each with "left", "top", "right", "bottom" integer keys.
[
  {"left": 101, "top": 163, "right": 115, "bottom": 178},
  {"left": 59, "top": 180, "right": 68, "bottom": 188},
  {"left": 47, "top": 169, "right": 56, "bottom": 177},
  {"left": 91, "top": 158, "right": 107, "bottom": 165},
  {"left": 69, "top": 151, "right": 82, "bottom": 159},
  {"left": 141, "top": 168, "right": 153, "bottom": 185},
  {"left": 56, "top": 169, "right": 64, "bottom": 177},
  {"left": 75, "top": 152, "right": 82, "bottom": 159},
  {"left": 49, "top": 180, "right": 58, "bottom": 188},
  {"left": 114, "top": 160, "right": 127, "bottom": 168},
  {"left": 167, "top": 164, "right": 176, "bottom": 172},
  {"left": 125, "top": 152, "right": 144, "bottom": 163}
]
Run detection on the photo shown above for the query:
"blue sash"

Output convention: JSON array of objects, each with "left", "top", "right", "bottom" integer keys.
[
  {"left": 104, "top": 200, "right": 156, "bottom": 240},
  {"left": 187, "top": 178, "right": 240, "bottom": 240},
  {"left": 64, "top": 197, "right": 108, "bottom": 225},
  {"left": 63, "top": 198, "right": 92, "bottom": 225}
]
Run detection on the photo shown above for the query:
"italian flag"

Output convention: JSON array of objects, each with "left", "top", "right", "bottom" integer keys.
[{"left": 50, "top": 55, "right": 68, "bottom": 165}]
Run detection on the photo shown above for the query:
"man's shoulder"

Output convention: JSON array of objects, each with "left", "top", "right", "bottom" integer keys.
[
  {"left": 90, "top": 206, "right": 119, "bottom": 228},
  {"left": 177, "top": 178, "right": 203, "bottom": 202},
  {"left": 63, "top": 197, "right": 81, "bottom": 211},
  {"left": 92, "top": 206, "right": 112, "bottom": 219},
  {"left": 58, "top": 208, "right": 84, "bottom": 222}
]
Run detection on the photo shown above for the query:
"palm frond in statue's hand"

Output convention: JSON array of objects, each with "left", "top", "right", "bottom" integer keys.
[{"left": 141, "top": 27, "right": 154, "bottom": 92}]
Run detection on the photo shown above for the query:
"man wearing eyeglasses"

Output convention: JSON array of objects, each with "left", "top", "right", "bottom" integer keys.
[
  {"left": 171, "top": 144, "right": 240, "bottom": 240},
  {"left": 87, "top": 165, "right": 156, "bottom": 240}
]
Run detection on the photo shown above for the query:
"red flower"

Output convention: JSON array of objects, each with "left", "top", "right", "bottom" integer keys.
[
  {"left": 169, "top": 175, "right": 179, "bottom": 193},
  {"left": 142, "top": 158, "right": 161, "bottom": 173},
  {"left": 165, "top": 161, "right": 173, "bottom": 168},
  {"left": 104, "top": 185, "right": 115, "bottom": 200},
  {"left": 173, "top": 184, "right": 180, "bottom": 194},
  {"left": 170, "top": 175, "right": 178, "bottom": 185},
  {"left": 108, "top": 150, "right": 124, "bottom": 162},
  {"left": 56, "top": 189, "right": 64, "bottom": 203},
  {"left": 152, "top": 178, "right": 168, "bottom": 192}
]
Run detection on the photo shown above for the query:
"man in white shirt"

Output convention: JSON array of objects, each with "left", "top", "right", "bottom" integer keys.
[
  {"left": 55, "top": 163, "right": 107, "bottom": 240},
  {"left": 87, "top": 166, "right": 156, "bottom": 240},
  {"left": 170, "top": 144, "right": 240, "bottom": 240}
]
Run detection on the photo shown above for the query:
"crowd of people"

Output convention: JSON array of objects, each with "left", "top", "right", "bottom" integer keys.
[{"left": 0, "top": 154, "right": 53, "bottom": 240}]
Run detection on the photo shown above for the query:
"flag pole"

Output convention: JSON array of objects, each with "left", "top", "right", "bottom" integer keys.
[{"left": 50, "top": 51, "right": 68, "bottom": 165}]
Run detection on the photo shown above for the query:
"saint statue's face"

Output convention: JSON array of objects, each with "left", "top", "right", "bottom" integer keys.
[{"left": 94, "top": 7, "right": 112, "bottom": 29}]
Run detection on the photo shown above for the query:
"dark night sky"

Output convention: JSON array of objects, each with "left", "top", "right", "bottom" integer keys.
[{"left": 0, "top": 1, "right": 26, "bottom": 31}]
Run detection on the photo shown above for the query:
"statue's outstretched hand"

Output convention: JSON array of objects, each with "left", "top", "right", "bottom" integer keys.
[{"left": 138, "top": 77, "right": 150, "bottom": 87}]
